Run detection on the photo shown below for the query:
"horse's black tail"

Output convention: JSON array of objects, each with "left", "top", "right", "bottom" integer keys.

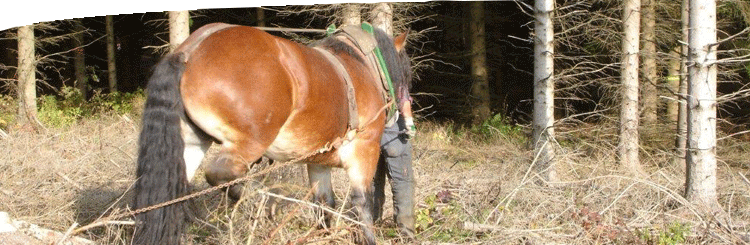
[{"left": 133, "top": 52, "right": 188, "bottom": 245}]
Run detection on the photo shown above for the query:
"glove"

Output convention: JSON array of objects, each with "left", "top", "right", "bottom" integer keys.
[{"left": 404, "top": 117, "right": 416, "bottom": 139}]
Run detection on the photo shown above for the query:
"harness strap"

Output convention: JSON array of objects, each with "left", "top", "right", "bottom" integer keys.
[
  {"left": 337, "top": 23, "right": 398, "bottom": 123},
  {"left": 313, "top": 47, "right": 359, "bottom": 130},
  {"left": 340, "top": 25, "right": 378, "bottom": 54}
]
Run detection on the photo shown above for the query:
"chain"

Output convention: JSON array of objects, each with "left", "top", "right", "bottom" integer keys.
[
  {"left": 70, "top": 142, "right": 332, "bottom": 235},
  {"left": 71, "top": 101, "right": 393, "bottom": 236}
]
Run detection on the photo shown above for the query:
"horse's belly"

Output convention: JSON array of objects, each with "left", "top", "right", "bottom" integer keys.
[
  {"left": 264, "top": 126, "right": 341, "bottom": 165},
  {"left": 264, "top": 129, "right": 308, "bottom": 162}
]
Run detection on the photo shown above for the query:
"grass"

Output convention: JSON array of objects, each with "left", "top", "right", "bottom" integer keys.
[{"left": 0, "top": 102, "right": 749, "bottom": 244}]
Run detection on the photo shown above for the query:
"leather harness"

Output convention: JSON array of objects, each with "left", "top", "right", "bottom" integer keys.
[
  {"left": 314, "top": 23, "right": 397, "bottom": 131},
  {"left": 313, "top": 47, "right": 360, "bottom": 129}
]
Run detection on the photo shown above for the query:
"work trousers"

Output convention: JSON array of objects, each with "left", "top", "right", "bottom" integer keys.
[{"left": 372, "top": 116, "right": 415, "bottom": 237}]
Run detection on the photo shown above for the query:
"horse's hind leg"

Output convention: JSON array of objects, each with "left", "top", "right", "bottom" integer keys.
[
  {"left": 307, "top": 164, "right": 335, "bottom": 227},
  {"left": 341, "top": 140, "right": 380, "bottom": 245},
  {"left": 205, "top": 140, "right": 266, "bottom": 200},
  {"left": 181, "top": 118, "right": 212, "bottom": 182}
]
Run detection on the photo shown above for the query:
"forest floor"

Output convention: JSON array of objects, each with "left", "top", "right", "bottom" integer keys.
[{"left": 0, "top": 113, "right": 749, "bottom": 244}]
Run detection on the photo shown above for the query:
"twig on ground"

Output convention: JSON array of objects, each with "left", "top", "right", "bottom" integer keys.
[
  {"left": 740, "top": 172, "right": 750, "bottom": 189},
  {"left": 600, "top": 181, "right": 638, "bottom": 216},
  {"left": 550, "top": 175, "right": 705, "bottom": 225},
  {"left": 463, "top": 221, "right": 562, "bottom": 233},
  {"left": 258, "top": 189, "right": 365, "bottom": 226},
  {"left": 263, "top": 188, "right": 314, "bottom": 245},
  {"left": 485, "top": 139, "right": 548, "bottom": 225},
  {"left": 56, "top": 173, "right": 83, "bottom": 190},
  {"left": 56, "top": 222, "right": 78, "bottom": 245}
]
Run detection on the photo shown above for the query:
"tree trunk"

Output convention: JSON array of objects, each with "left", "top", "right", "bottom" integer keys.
[
  {"left": 675, "top": 0, "right": 689, "bottom": 168},
  {"left": 342, "top": 4, "right": 362, "bottom": 26},
  {"left": 371, "top": 3, "right": 393, "bottom": 36},
  {"left": 256, "top": 8, "right": 265, "bottom": 27},
  {"left": 666, "top": 46, "right": 681, "bottom": 126},
  {"left": 619, "top": 0, "right": 642, "bottom": 174},
  {"left": 533, "top": 0, "right": 557, "bottom": 183},
  {"left": 470, "top": 1, "right": 490, "bottom": 124},
  {"left": 106, "top": 15, "right": 117, "bottom": 93},
  {"left": 685, "top": 0, "right": 722, "bottom": 214},
  {"left": 640, "top": 0, "right": 657, "bottom": 127},
  {"left": 17, "top": 25, "right": 38, "bottom": 128},
  {"left": 73, "top": 20, "right": 87, "bottom": 98},
  {"left": 169, "top": 11, "right": 190, "bottom": 52}
]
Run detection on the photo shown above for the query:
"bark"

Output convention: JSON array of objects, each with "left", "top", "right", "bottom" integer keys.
[
  {"left": 675, "top": 0, "right": 689, "bottom": 168},
  {"left": 619, "top": 0, "right": 642, "bottom": 174},
  {"left": 169, "top": 11, "right": 190, "bottom": 52},
  {"left": 17, "top": 25, "right": 38, "bottom": 127},
  {"left": 666, "top": 46, "right": 681, "bottom": 126},
  {"left": 73, "top": 20, "right": 87, "bottom": 97},
  {"left": 371, "top": 3, "right": 393, "bottom": 36},
  {"left": 685, "top": 0, "right": 722, "bottom": 214},
  {"left": 640, "top": 0, "right": 657, "bottom": 127},
  {"left": 256, "top": 8, "right": 266, "bottom": 27},
  {"left": 533, "top": 0, "right": 557, "bottom": 183},
  {"left": 470, "top": 1, "right": 490, "bottom": 124},
  {"left": 106, "top": 15, "right": 117, "bottom": 93},
  {"left": 342, "top": 4, "right": 362, "bottom": 26}
]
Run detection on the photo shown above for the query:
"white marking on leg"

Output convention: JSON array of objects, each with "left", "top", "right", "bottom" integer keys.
[
  {"left": 184, "top": 144, "right": 207, "bottom": 181},
  {"left": 307, "top": 164, "right": 333, "bottom": 194},
  {"left": 182, "top": 119, "right": 211, "bottom": 182}
]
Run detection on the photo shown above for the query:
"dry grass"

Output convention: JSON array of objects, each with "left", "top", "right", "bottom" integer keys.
[{"left": 1, "top": 115, "right": 749, "bottom": 244}]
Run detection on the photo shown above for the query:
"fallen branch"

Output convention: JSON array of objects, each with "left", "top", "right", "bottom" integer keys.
[
  {"left": 740, "top": 172, "right": 750, "bottom": 189},
  {"left": 462, "top": 221, "right": 562, "bottom": 234},
  {"left": 462, "top": 221, "right": 503, "bottom": 232},
  {"left": 6, "top": 216, "right": 95, "bottom": 245},
  {"left": 0, "top": 128, "right": 8, "bottom": 139}
]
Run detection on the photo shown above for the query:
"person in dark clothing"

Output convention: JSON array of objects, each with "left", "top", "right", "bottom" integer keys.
[{"left": 372, "top": 94, "right": 416, "bottom": 239}]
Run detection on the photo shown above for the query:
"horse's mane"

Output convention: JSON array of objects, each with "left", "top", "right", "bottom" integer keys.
[
  {"left": 372, "top": 28, "right": 412, "bottom": 105},
  {"left": 311, "top": 37, "right": 365, "bottom": 63}
]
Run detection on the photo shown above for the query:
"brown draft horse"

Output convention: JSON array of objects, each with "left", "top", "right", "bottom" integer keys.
[{"left": 132, "top": 22, "right": 411, "bottom": 245}]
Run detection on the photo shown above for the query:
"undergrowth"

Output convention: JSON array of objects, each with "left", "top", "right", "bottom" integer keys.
[
  {"left": 471, "top": 113, "right": 526, "bottom": 143},
  {"left": 36, "top": 87, "right": 144, "bottom": 128}
]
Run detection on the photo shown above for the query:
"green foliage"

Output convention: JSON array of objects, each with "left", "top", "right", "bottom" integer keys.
[
  {"left": 635, "top": 222, "right": 690, "bottom": 245},
  {"left": 718, "top": 0, "right": 750, "bottom": 25},
  {"left": 38, "top": 94, "right": 82, "bottom": 128},
  {"left": 471, "top": 113, "right": 525, "bottom": 142},
  {"left": 88, "top": 89, "right": 144, "bottom": 115},
  {"left": 415, "top": 194, "right": 436, "bottom": 231},
  {"left": 415, "top": 194, "right": 476, "bottom": 242},
  {"left": 0, "top": 94, "right": 16, "bottom": 129},
  {"left": 36, "top": 87, "right": 145, "bottom": 128}
]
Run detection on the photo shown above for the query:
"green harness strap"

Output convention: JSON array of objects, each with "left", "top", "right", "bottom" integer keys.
[
  {"left": 326, "top": 23, "right": 337, "bottom": 36},
  {"left": 326, "top": 22, "right": 399, "bottom": 121},
  {"left": 360, "top": 22, "right": 398, "bottom": 120}
]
